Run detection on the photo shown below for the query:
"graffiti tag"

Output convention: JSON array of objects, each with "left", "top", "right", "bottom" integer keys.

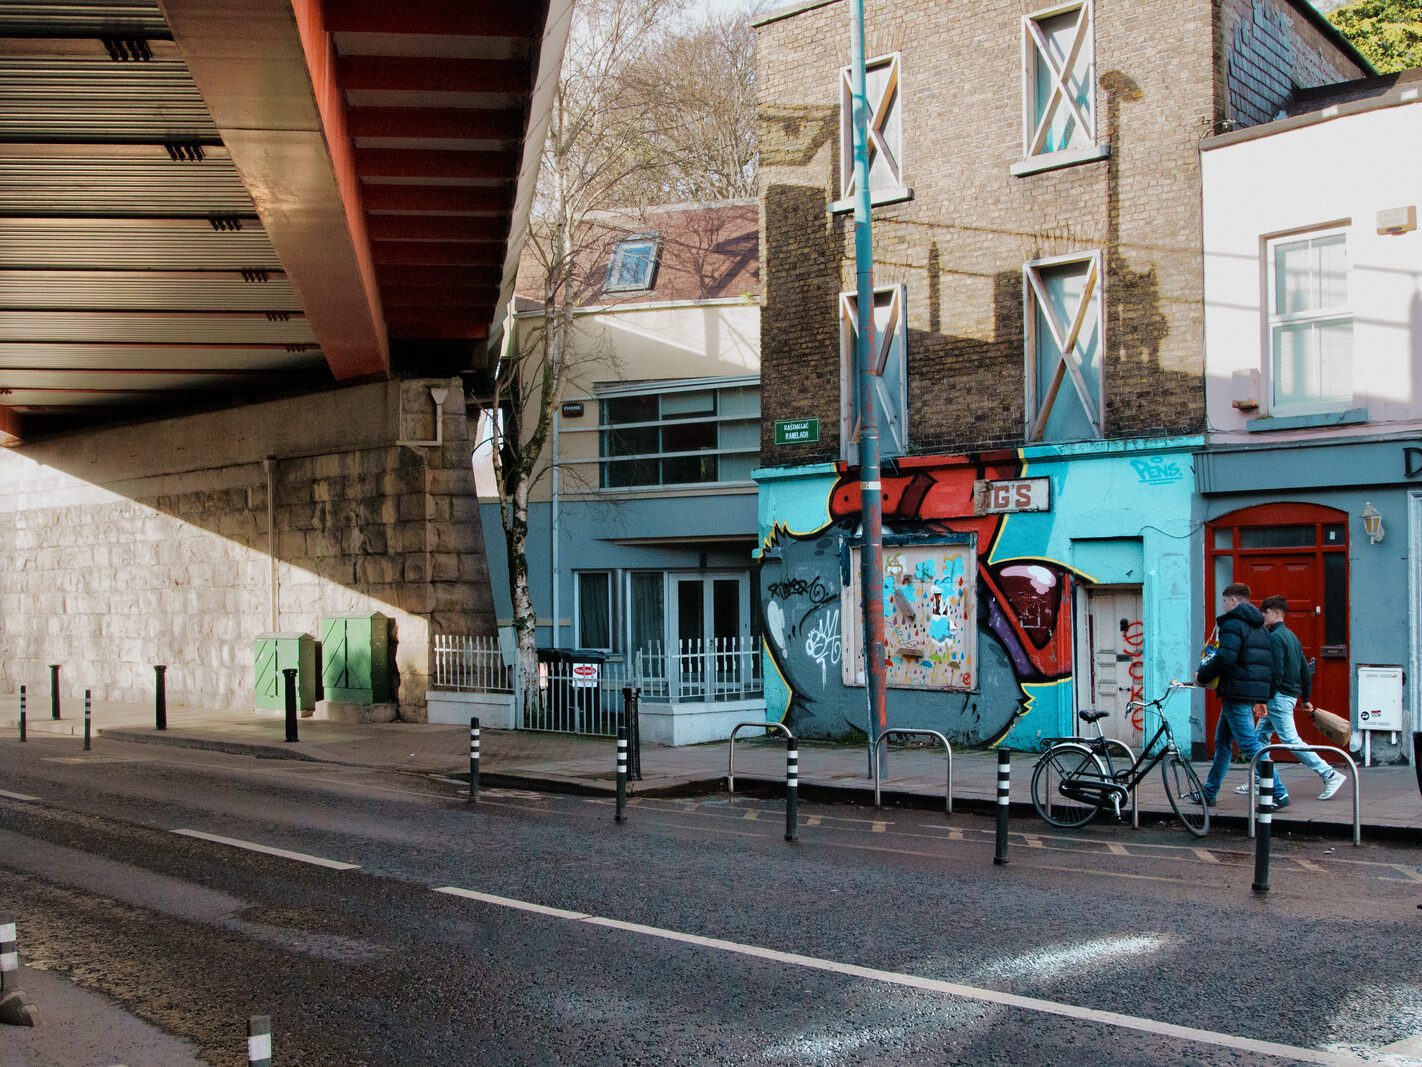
[
  {"left": 805, "top": 608, "right": 842, "bottom": 685},
  {"left": 1130, "top": 457, "right": 1182, "bottom": 486},
  {"left": 767, "top": 574, "right": 834, "bottom": 604}
]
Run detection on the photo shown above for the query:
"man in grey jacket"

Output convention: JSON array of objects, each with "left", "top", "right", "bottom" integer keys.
[{"left": 1248, "top": 595, "right": 1347, "bottom": 801}]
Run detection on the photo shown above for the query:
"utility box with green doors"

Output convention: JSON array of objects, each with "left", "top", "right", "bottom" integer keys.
[
  {"left": 320, "top": 612, "right": 392, "bottom": 704},
  {"left": 254, "top": 632, "right": 317, "bottom": 711}
]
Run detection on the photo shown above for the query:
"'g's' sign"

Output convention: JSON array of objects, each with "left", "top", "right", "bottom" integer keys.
[{"left": 973, "top": 477, "right": 1051, "bottom": 515}]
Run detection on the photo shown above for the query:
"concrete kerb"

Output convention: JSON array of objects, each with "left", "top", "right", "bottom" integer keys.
[{"left": 97, "top": 729, "right": 320, "bottom": 762}]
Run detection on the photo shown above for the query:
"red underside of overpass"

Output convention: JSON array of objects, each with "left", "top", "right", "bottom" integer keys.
[{"left": 0, "top": 0, "right": 557, "bottom": 442}]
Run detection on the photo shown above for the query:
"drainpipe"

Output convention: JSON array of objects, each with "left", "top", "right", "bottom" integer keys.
[
  {"left": 850, "top": 0, "right": 888, "bottom": 777},
  {"left": 551, "top": 406, "right": 561, "bottom": 648},
  {"left": 263, "top": 455, "right": 278, "bottom": 631}
]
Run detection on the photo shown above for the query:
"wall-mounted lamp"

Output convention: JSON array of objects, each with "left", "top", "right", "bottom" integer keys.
[{"left": 1361, "top": 501, "right": 1385, "bottom": 544}]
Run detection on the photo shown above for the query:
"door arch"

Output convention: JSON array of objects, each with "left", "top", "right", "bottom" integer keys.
[{"left": 1204, "top": 502, "right": 1349, "bottom": 755}]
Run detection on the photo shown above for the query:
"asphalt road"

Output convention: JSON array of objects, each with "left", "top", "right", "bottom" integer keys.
[{"left": 1, "top": 735, "right": 1420, "bottom": 1066}]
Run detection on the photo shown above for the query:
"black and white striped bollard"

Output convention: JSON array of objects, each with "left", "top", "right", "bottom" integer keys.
[
  {"left": 615, "top": 725, "right": 628, "bottom": 824},
  {"left": 1252, "top": 759, "right": 1274, "bottom": 893},
  {"left": 468, "top": 717, "right": 480, "bottom": 804},
  {"left": 0, "top": 912, "right": 39, "bottom": 1026},
  {"left": 785, "top": 737, "right": 799, "bottom": 842},
  {"left": 0, "top": 914, "right": 16, "bottom": 993},
  {"left": 282, "top": 668, "right": 299, "bottom": 743},
  {"left": 17, "top": 686, "right": 25, "bottom": 742},
  {"left": 993, "top": 749, "right": 1010, "bottom": 866},
  {"left": 248, "top": 1014, "right": 272, "bottom": 1066},
  {"left": 49, "top": 665, "right": 60, "bottom": 721},
  {"left": 83, "top": 689, "right": 91, "bottom": 752}
]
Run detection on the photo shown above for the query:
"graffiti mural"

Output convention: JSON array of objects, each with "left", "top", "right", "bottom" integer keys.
[{"left": 760, "top": 454, "right": 1077, "bottom": 746}]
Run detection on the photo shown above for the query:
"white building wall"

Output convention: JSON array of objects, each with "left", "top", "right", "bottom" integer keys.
[{"left": 1202, "top": 101, "right": 1422, "bottom": 444}]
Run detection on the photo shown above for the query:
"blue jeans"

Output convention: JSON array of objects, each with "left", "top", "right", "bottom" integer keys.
[
  {"left": 1204, "top": 700, "right": 1280, "bottom": 801},
  {"left": 1256, "top": 693, "right": 1333, "bottom": 780}
]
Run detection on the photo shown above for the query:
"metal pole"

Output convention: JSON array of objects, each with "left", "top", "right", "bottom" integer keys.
[
  {"left": 993, "top": 750, "right": 1010, "bottom": 865},
  {"left": 623, "top": 685, "right": 643, "bottom": 781},
  {"left": 83, "top": 689, "right": 91, "bottom": 752},
  {"left": 468, "top": 716, "right": 480, "bottom": 804},
  {"left": 17, "top": 686, "right": 25, "bottom": 742},
  {"left": 49, "top": 665, "right": 60, "bottom": 720},
  {"left": 615, "top": 725, "right": 627, "bottom": 824},
  {"left": 849, "top": 0, "right": 887, "bottom": 779},
  {"left": 785, "top": 736, "right": 799, "bottom": 842},
  {"left": 154, "top": 664, "right": 167, "bottom": 731},
  {"left": 1252, "top": 758, "right": 1273, "bottom": 893},
  {"left": 551, "top": 407, "right": 561, "bottom": 650},
  {"left": 248, "top": 1014, "right": 272, "bottom": 1067},
  {"left": 282, "top": 668, "right": 298, "bottom": 743}
]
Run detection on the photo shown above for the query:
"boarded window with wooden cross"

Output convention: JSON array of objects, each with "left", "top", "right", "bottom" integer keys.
[
  {"left": 1023, "top": 2, "right": 1095, "bottom": 157},
  {"left": 1025, "top": 252, "right": 1103, "bottom": 442},
  {"left": 839, "top": 53, "right": 903, "bottom": 202},
  {"left": 839, "top": 284, "right": 908, "bottom": 461}
]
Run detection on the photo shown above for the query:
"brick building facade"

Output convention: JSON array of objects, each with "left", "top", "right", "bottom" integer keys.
[{"left": 752, "top": 0, "right": 1366, "bottom": 749}]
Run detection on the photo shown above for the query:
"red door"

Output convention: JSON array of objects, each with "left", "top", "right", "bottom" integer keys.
[{"left": 1204, "top": 504, "right": 1349, "bottom": 756}]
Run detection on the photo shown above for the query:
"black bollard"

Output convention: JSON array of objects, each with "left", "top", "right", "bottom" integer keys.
[
  {"left": 785, "top": 736, "right": 799, "bottom": 842},
  {"left": 282, "top": 668, "right": 298, "bottom": 743},
  {"left": 1253, "top": 759, "right": 1274, "bottom": 893},
  {"left": 468, "top": 717, "right": 480, "bottom": 804},
  {"left": 993, "top": 749, "right": 1010, "bottom": 866},
  {"left": 615, "top": 725, "right": 627, "bottom": 824},
  {"left": 18, "top": 686, "right": 25, "bottom": 743},
  {"left": 247, "top": 1014, "right": 272, "bottom": 1067},
  {"left": 622, "top": 686, "right": 643, "bottom": 781},
  {"left": 154, "top": 665, "right": 167, "bottom": 731},
  {"left": 83, "top": 689, "right": 91, "bottom": 752},
  {"left": 49, "top": 664, "right": 60, "bottom": 721}
]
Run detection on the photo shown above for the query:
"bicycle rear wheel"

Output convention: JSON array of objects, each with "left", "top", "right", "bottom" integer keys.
[
  {"left": 1031, "top": 743, "right": 1106, "bottom": 829},
  {"left": 1162, "top": 754, "right": 1210, "bottom": 837}
]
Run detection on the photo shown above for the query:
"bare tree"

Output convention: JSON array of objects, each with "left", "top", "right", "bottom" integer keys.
[{"left": 485, "top": 0, "right": 687, "bottom": 714}]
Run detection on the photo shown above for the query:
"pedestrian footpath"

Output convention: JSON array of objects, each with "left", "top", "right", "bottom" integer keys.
[{"left": 6, "top": 693, "right": 1420, "bottom": 839}]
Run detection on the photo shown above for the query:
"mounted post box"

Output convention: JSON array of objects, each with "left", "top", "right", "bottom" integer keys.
[
  {"left": 254, "top": 632, "right": 316, "bottom": 711},
  {"left": 320, "top": 612, "right": 391, "bottom": 704}
]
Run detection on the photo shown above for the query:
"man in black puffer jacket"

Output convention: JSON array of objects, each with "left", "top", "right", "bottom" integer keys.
[{"left": 1197, "top": 583, "right": 1278, "bottom": 808}]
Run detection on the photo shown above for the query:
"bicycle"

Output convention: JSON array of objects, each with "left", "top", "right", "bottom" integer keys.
[{"left": 1030, "top": 681, "right": 1209, "bottom": 838}]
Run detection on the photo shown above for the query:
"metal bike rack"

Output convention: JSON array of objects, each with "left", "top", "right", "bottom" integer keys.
[
  {"left": 873, "top": 729, "right": 953, "bottom": 813},
  {"left": 727, "top": 720, "right": 794, "bottom": 793},
  {"left": 1246, "top": 744, "right": 1360, "bottom": 846}
]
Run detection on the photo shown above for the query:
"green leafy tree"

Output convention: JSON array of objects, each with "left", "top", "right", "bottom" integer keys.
[{"left": 1327, "top": 0, "right": 1422, "bottom": 74}]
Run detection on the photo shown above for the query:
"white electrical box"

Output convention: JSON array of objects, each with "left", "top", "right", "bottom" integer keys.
[{"left": 1356, "top": 665, "right": 1404, "bottom": 731}]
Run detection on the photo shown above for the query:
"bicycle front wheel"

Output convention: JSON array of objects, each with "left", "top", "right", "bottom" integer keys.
[
  {"left": 1162, "top": 754, "right": 1210, "bottom": 837},
  {"left": 1031, "top": 743, "right": 1106, "bottom": 829}
]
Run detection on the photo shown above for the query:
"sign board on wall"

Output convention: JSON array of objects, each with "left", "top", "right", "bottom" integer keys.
[
  {"left": 775, "top": 418, "right": 819, "bottom": 445},
  {"left": 973, "top": 477, "right": 1051, "bottom": 515}
]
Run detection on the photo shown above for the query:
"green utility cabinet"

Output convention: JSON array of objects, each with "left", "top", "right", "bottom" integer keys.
[
  {"left": 254, "top": 632, "right": 317, "bottom": 710},
  {"left": 321, "top": 612, "right": 391, "bottom": 703}
]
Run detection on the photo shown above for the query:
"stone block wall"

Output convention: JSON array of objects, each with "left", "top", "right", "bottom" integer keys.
[
  {"left": 755, "top": 0, "right": 1363, "bottom": 468},
  {"left": 0, "top": 378, "right": 494, "bottom": 720}
]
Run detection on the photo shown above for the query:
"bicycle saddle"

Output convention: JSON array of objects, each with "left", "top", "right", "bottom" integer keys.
[{"left": 1077, "top": 709, "right": 1109, "bottom": 724}]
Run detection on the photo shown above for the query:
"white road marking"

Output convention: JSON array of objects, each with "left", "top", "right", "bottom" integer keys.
[
  {"left": 171, "top": 829, "right": 360, "bottom": 870},
  {"left": 1192, "top": 848, "right": 1221, "bottom": 864},
  {"left": 1295, "top": 859, "right": 1326, "bottom": 873},
  {"left": 437, "top": 885, "right": 1363, "bottom": 1065},
  {"left": 1106, "top": 843, "right": 1129, "bottom": 856},
  {"left": 0, "top": 789, "right": 40, "bottom": 802},
  {"left": 433, "top": 886, "right": 587, "bottom": 920}
]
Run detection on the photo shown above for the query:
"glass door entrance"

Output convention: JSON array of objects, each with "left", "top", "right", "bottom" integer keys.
[{"left": 671, "top": 573, "right": 749, "bottom": 701}]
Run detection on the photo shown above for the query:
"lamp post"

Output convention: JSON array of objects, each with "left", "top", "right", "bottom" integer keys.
[{"left": 848, "top": 0, "right": 888, "bottom": 777}]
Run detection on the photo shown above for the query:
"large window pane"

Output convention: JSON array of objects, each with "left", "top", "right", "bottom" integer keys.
[
  {"left": 1239, "top": 525, "right": 1315, "bottom": 549},
  {"left": 1028, "top": 6, "right": 1093, "bottom": 156},
  {"left": 1030, "top": 256, "right": 1101, "bottom": 442},
  {"left": 1323, "top": 553, "right": 1347, "bottom": 646},
  {"left": 630, "top": 573, "right": 664, "bottom": 659},
  {"left": 577, "top": 572, "right": 611, "bottom": 649}
]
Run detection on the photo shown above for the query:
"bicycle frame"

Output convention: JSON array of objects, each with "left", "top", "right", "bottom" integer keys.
[{"left": 1056, "top": 684, "right": 1191, "bottom": 815}]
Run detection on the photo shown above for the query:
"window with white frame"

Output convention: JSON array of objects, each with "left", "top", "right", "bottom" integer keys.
[
  {"left": 604, "top": 235, "right": 659, "bottom": 293},
  {"left": 576, "top": 571, "right": 613, "bottom": 651},
  {"left": 839, "top": 284, "right": 908, "bottom": 461},
  {"left": 598, "top": 383, "right": 760, "bottom": 489},
  {"left": 1268, "top": 230, "right": 1352, "bottom": 413},
  {"left": 842, "top": 541, "right": 976, "bottom": 691},
  {"left": 1023, "top": 2, "right": 1096, "bottom": 158},
  {"left": 838, "top": 53, "right": 905, "bottom": 206},
  {"left": 1025, "top": 251, "right": 1103, "bottom": 442}
]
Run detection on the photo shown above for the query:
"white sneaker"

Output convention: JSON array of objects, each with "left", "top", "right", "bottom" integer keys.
[
  {"left": 1319, "top": 771, "right": 1346, "bottom": 801},
  {"left": 1233, "top": 784, "right": 1253, "bottom": 795}
]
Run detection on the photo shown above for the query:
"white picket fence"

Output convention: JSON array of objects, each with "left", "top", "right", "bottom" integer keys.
[
  {"left": 433, "top": 634, "right": 514, "bottom": 692},
  {"left": 634, "top": 638, "right": 762, "bottom": 703}
]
